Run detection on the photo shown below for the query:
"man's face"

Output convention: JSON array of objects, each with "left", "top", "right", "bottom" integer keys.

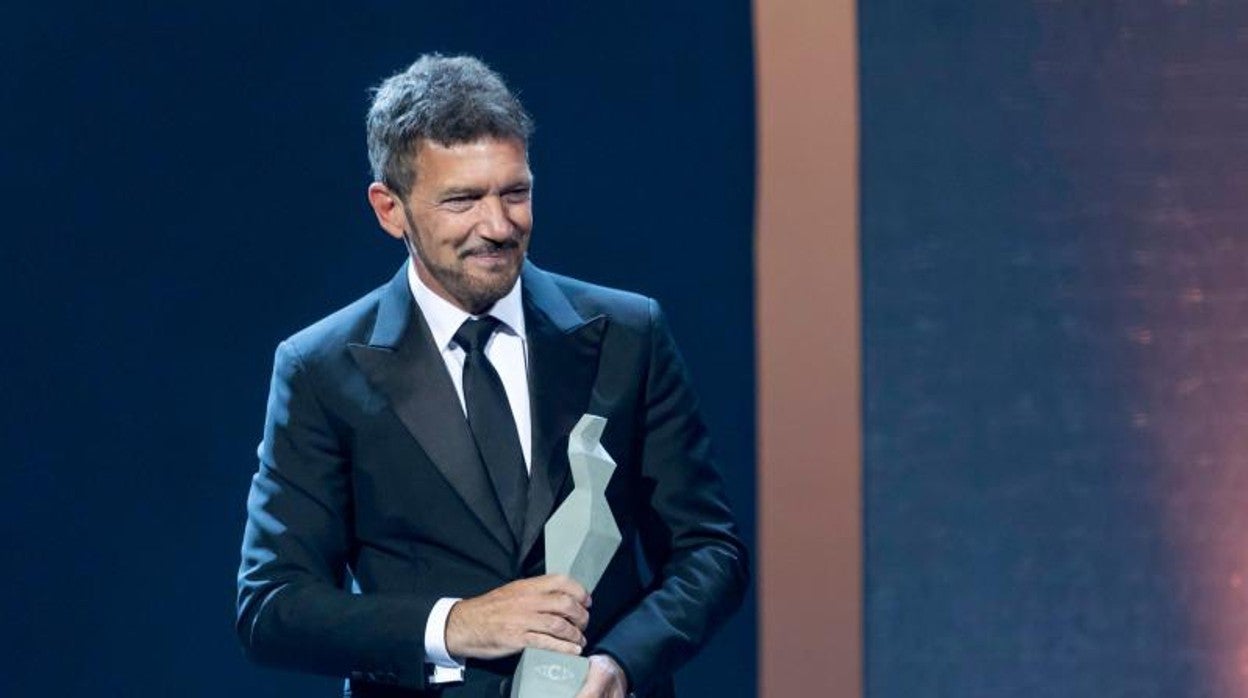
[{"left": 399, "top": 137, "right": 533, "bottom": 314}]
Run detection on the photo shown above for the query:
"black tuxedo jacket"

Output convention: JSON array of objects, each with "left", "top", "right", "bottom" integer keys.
[{"left": 236, "top": 261, "right": 748, "bottom": 697}]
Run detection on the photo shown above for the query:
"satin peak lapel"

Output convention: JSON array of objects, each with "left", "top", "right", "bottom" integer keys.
[
  {"left": 519, "top": 263, "right": 607, "bottom": 561},
  {"left": 347, "top": 266, "right": 515, "bottom": 556}
]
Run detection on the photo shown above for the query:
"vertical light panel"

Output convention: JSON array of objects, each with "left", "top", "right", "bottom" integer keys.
[{"left": 754, "top": 1, "right": 860, "bottom": 696}]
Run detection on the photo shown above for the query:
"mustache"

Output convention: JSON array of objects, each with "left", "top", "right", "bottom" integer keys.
[{"left": 458, "top": 239, "right": 520, "bottom": 259}]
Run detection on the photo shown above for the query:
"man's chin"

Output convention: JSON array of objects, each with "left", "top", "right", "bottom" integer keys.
[
  {"left": 468, "top": 253, "right": 521, "bottom": 282},
  {"left": 456, "top": 270, "right": 520, "bottom": 312}
]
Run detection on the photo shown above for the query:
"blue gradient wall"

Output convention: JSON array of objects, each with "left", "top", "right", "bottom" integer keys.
[{"left": 863, "top": 2, "right": 1248, "bottom": 696}]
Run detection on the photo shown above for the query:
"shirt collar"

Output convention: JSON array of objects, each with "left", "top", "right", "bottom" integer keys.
[{"left": 406, "top": 258, "right": 527, "bottom": 351}]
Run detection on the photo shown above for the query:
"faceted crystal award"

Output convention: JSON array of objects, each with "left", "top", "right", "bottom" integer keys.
[{"left": 510, "top": 414, "right": 622, "bottom": 698}]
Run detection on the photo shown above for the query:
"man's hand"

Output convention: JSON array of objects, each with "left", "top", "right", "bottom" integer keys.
[
  {"left": 445, "top": 574, "right": 590, "bottom": 659},
  {"left": 575, "top": 654, "right": 629, "bottom": 698}
]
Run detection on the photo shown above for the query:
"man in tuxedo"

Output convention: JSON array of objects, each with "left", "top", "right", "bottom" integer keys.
[{"left": 236, "top": 54, "right": 748, "bottom": 698}]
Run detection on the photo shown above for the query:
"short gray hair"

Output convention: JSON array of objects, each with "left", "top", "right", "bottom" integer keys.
[{"left": 366, "top": 54, "right": 534, "bottom": 196}]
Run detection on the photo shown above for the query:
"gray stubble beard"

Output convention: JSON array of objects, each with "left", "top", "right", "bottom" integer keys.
[{"left": 401, "top": 216, "right": 522, "bottom": 314}]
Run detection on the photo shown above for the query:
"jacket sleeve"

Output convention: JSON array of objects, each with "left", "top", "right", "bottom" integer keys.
[
  {"left": 592, "top": 299, "right": 750, "bottom": 695},
  {"left": 235, "top": 340, "right": 436, "bottom": 690}
]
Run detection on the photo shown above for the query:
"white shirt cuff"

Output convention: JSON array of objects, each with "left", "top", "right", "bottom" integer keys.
[{"left": 424, "top": 597, "right": 465, "bottom": 683}]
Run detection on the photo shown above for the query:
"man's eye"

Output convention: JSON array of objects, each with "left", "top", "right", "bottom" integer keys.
[
  {"left": 503, "top": 189, "right": 531, "bottom": 203},
  {"left": 443, "top": 197, "right": 475, "bottom": 210}
]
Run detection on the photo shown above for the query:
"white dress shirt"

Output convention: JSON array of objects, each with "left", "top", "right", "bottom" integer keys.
[{"left": 407, "top": 260, "right": 531, "bottom": 683}]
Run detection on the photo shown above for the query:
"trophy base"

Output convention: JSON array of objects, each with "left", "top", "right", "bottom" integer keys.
[{"left": 509, "top": 647, "right": 590, "bottom": 698}]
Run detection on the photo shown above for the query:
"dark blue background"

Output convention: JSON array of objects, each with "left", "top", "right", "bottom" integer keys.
[
  {"left": 862, "top": 2, "right": 1246, "bottom": 696},
  {"left": 3, "top": 4, "right": 755, "bottom": 695}
]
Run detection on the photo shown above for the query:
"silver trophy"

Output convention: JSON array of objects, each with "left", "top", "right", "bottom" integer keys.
[{"left": 510, "top": 414, "right": 622, "bottom": 698}]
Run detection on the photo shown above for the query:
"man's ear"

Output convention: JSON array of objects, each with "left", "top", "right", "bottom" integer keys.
[{"left": 367, "top": 182, "right": 407, "bottom": 241}]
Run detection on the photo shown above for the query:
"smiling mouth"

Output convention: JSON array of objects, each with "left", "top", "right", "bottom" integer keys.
[
  {"left": 460, "top": 243, "right": 519, "bottom": 261},
  {"left": 462, "top": 250, "right": 520, "bottom": 274}
]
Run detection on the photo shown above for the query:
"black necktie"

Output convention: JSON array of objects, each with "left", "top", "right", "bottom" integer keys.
[{"left": 454, "top": 316, "right": 528, "bottom": 543}]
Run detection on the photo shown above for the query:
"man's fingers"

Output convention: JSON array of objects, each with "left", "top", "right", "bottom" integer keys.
[
  {"left": 534, "top": 613, "right": 586, "bottom": 647},
  {"left": 540, "top": 574, "right": 591, "bottom": 606},
  {"left": 533, "top": 591, "right": 590, "bottom": 630},
  {"left": 565, "top": 603, "right": 590, "bottom": 631},
  {"left": 523, "top": 632, "right": 583, "bottom": 656},
  {"left": 576, "top": 655, "right": 628, "bottom": 698},
  {"left": 449, "top": 576, "right": 594, "bottom": 661},
  {"left": 574, "top": 673, "right": 608, "bottom": 698},
  {"left": 573, "top": 669, "right": 604, "bottom": 698},
  {"left": 573, "top": 660, "right": 614, "bottom": 698}
]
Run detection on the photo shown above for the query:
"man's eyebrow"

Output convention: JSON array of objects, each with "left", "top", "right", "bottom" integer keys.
[{"left": 437, "top": 186, "right": 487, "bottom": 200}]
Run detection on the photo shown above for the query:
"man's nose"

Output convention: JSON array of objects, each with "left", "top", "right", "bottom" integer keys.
[{"left": 476, "top": 195, "right": 514, "bottom": 240}]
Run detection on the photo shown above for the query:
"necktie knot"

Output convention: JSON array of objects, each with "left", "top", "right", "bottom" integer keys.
[{"left": 454, "top": 316, "right": 502, "bottom": 355}]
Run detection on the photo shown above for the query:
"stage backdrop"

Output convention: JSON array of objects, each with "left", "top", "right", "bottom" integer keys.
[
  {"left": 863, "top": 2, "right": 1248, "bottom": 696},
  {"left": 1, "top": 4, "right": 755, "bottom": 696}
]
